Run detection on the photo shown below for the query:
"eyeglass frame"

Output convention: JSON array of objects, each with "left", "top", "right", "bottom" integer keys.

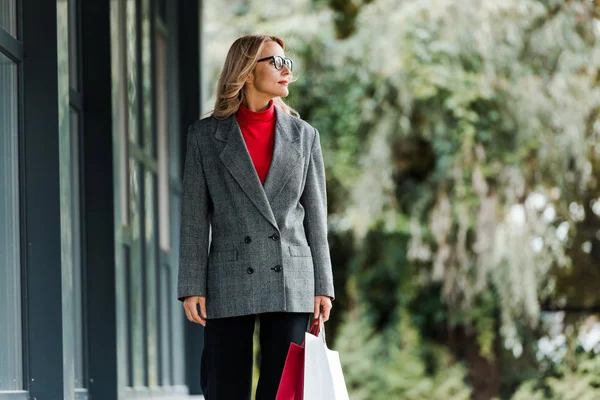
[{"left": 256, "top": 55, "right": 293, "bottom": 72}]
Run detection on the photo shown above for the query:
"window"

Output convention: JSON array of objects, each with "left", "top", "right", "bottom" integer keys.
[
  {"left": 58, "top": 0, "right": 86, "bottom": 393},
  {"left": 111, "top": 0, "right": 186, "bottom": 393},
  {"left": 156, "top": 31, "right": 170, "bottom": 252},
  {"left": 0, "top": 0, "right": 17, "bottom": 38},
  {"left": 0, "top": 51, "right": 22, "bottom": 392},
  {"left": 126, "top": 0, "right": 139, "bottom": 146}
]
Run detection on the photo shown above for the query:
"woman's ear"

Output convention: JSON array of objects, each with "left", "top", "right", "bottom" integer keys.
[{"left": 245, "top": 72, "right": 254, "bottom": 85}]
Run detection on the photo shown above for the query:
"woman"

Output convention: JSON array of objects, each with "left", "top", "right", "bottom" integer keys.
[{"left": 177, "top": 34, "right": 335, "bottom": 399}]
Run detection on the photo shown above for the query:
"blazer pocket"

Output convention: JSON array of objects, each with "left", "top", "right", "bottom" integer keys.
[
  {"left": 289, "top": 245, "right": 312, "bottom": 257},
  {"left": 210, "top": 249, "right": 238, "bottom": 263}
]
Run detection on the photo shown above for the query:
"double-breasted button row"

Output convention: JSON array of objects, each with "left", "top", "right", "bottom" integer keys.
[
  {"left": 269, "top": 233, "right": 280, "bottom": 241},
  {"left": 245, "top": 234, "right": 279, "bottom": 242},
  {"left": 242, "top": 234, "right": 281, "bottom": 274}
]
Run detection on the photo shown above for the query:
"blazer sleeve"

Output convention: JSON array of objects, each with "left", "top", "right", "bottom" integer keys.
[
  {"left": 300, "top": 128, "right": 335, "bottom": 300},
  {"left": 177, "top": 126, "right": 211, "bottom": 301}
]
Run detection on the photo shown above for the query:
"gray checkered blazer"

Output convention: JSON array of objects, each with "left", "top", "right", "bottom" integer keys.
[{"left": 177, "top": 107, "right": 335, "bottom": 319}]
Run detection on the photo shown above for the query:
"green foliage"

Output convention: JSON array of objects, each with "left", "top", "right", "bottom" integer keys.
[
  {"left": 512, "top": 352, "right": 600, "bottom": 400},
  {"left": 509, "top": 314, "right": 600, "bottom": 399},
  {"left": 325, "top": 0, "right": 599, "bottom": 359},
  {"left": 335, "top": 310, "right": 472, "bottom": 400},
  {"left": 349, "top": 226, "right": 414, "bottom": 330},
  {"left": 204, "top": 0, "right": 600, "bottom": 397}
]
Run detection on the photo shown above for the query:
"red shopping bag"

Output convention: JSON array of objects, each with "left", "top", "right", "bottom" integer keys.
[
  {"left": 275, "top": 341, "right": 305, "bottom": 400},
  {"left": 276, "top": 318, "right": 321, "bottom": 400}
]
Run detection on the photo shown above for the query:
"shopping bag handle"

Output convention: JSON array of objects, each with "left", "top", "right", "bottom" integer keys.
[
  {"left": 302, "top": 315, "right": 326, "bottom": 347},
  {"left": 308, "top": 317, "right": 320, "bottom": 335}
]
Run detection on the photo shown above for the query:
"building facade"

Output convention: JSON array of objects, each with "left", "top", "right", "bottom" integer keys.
[{"left": 0, "top": 0, "right": 205, "bottom": 398}]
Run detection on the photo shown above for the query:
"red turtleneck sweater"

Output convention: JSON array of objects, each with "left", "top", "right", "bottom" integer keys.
[{"left": 236, "top": 100, "right": 276, "bottom": 185}]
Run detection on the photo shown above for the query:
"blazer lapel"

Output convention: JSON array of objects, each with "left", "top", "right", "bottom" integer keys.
[
  {"left": 263, "top": 107, "right": 303, "bottom": 205},
  {"left": 216, "top": 115, "right": 278, "bottom": 229}
]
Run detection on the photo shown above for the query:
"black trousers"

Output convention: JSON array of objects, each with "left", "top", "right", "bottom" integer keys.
[{"left": 201, "top": 312, "right": 311, "bottom": 400}]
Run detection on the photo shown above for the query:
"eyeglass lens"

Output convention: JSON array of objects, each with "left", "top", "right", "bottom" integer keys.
[{"left": 274, "top": 56, "right": 292, "bottom": 72}]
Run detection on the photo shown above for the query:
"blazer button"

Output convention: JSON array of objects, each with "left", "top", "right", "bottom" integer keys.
[
  {"left": 247, "top": 267, "right": 254, "bottom": 274},
  {"left": 271, "top": 265, "right": 282, "bottom": 272},
  {"left": 245, "top": 236, "right": 252, "bottom": 244},
  {"left": 270, "top": 233, "right": 280, "bottom": 241}
]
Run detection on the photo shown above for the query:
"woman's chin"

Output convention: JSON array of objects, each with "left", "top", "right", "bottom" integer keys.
[{"left": 264, "top": 88, "right": 288, "bottom": 99}]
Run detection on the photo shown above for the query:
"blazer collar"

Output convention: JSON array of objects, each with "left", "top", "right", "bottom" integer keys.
[{"left": 215, "top": 106, "right": 304, "bottom": 229}]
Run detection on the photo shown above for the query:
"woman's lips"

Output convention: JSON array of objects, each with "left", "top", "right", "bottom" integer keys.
[{"left": 278, "top": 81, "right": 289, "bottom": 85}]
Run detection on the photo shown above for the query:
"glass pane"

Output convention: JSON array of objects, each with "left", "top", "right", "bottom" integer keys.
[
  {"left": 110, "top": 0, "right": 130, "bottom": 228},
  {"left": 57, "top": 1, "right": 77, "bottom": 396},
  {"left": 156, "top": 32, "right": 170, "bottom": 251},
  {"left": 126, "top": 0, "right": 139, "bottom": 145},
  {"left": 68, "top": 0, "right": 79, "bottom": 90},
  {"left": 110, "top": 0, "right": 134, "bottom": 393},
  {"left": 56, "top": 0, "right": 82, "bottom": 400},
  {"left": 0, "top": 0, "right": 17, "bottom": 38},
  {"left": 70, "top": 110, "right": 85, "bottom": 389},
  {"left": 141, "top": 0, "right": 154, "bottom": 155},
  {"left": 159, "top": 264, "right": 171, "bottom": 386},
  {"left": 57, "top": 0, "right": 87, "bottom": 394},
  {"left": 0, "top": 50, "right": 22, "bottom": 391},
  {"left": 170, "top": 197, "right": 185, "bottom": 385},
  {"left": 129, "top": 159, "right": 145, "bottom": 387},
  {"left": 157, "top": 0, "right": 166, "bottom": 24},
  {"left": 123, "top": 244, "right": 133, "bottom": 387},
  {"left": 145, "top": 171, "right": 158, "bottom": 386}
]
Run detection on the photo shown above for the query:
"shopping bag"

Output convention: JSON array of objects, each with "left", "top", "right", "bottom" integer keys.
[
  {"left": 276, "top": 318, "right": 321, "bottom": 400},
  {"left": 303, "top": 316, "right": 350, "bottom": 400},
  {"left": 275, "top": 342, "right": 305, "bottom": 400}
]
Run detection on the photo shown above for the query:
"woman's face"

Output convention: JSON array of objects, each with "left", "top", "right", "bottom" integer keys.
[{"left": 247, "top": 41, "right": 291, "bottom": 99}]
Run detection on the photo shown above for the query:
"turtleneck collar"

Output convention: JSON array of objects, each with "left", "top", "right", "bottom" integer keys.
[{"left": 236, "top": 99, "right": 276, "bottom": 122}]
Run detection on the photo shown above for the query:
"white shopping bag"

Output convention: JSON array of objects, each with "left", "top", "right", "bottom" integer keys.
[{"left": 303, "top": 316, "right": 350, "bottom": 400}]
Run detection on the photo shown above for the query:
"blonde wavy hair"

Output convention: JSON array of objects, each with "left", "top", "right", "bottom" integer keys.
[{"left": 212, "top": 35, "right": 298, "bottom": 120}]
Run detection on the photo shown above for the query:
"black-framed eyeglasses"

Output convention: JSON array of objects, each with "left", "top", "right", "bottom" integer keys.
[{"left": 256, "top": 55, "right": 293, "bottom": 72}]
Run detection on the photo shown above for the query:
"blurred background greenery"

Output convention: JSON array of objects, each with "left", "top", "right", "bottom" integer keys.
[{"left": 203, "top": 1, "right": 600, "bottom": 399}]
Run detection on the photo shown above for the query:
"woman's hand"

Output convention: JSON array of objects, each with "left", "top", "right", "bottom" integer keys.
[
  {"left": 183, "top": 296, "right": 207, "bottom": 326},
  {"left": 314, "top": 295, "right": 333, "bottom": 322}
]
